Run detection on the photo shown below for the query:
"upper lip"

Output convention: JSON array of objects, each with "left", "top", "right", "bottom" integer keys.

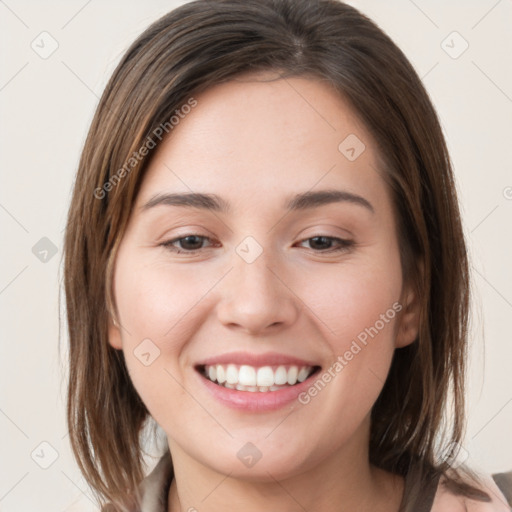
[{"left": 195, "top": 351, "right": 320, "bottom": 368}]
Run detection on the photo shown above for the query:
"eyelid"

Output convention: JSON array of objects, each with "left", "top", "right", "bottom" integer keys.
[
  {"left": 297, "top": 223, "right": 355, "bottom": 240},
  {"left": 156, "top": 224, "right": 216, "bottom": 243}
]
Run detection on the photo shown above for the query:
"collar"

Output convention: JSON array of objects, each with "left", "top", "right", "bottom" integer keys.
[{"left": 137, "top": 448, "right": 173, "bottom": 512}]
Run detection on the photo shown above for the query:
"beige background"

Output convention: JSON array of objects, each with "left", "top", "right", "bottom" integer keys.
[{"left": 0, "top": 1, "right": 511, "bottom": 510}]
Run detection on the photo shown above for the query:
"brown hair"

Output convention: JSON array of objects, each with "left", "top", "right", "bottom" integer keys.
[{"left": 63, "top": 0, "right": 490, "bottom": 509}]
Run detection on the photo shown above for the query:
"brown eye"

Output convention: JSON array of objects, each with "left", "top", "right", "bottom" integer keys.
[
  {"left": 297, "top": 236, "right": 353, "bottom": 253},
  {"left": 162, "top": 235, "right": 214, "bottom": 253}
]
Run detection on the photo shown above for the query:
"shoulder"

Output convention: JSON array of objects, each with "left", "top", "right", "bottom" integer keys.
[{"left": 430, "top": 469, "right": 511, "bottom": 512}]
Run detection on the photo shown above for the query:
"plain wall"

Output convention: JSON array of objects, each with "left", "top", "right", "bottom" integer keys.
[{"left": 1, "top": 1, "right": 511, "bottom": 510}]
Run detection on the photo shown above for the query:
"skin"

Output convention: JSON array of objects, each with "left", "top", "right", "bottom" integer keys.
[{"left": 107, "top": 72, "right": 505, "bottom": 511}]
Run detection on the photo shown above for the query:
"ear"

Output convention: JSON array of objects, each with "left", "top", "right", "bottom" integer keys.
[
  {"left": 395, "top": 282, "right": 421, "bottom": 349},
  {"left": 108, "top": 315, "right": 123, "bottom": 350}
]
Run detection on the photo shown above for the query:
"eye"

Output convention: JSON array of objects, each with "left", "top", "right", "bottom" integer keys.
[
  {"left": 296, "top": 236, "right": 354, "bottom": 253},
  {"left": 160, "top": 234, "right": 353, "bottom": 255},
  {"left": 161, "top": 235, "right": 216, "bottom": 253}
]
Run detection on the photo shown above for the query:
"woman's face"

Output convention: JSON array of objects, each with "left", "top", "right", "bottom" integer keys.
[{"left": 108, "top": 73, "right": 420, "bottom": 480}]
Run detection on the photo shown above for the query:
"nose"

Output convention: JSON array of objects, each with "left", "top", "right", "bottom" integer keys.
[{"left": 216, "top": 250, "right": 300, "bottom": 336}]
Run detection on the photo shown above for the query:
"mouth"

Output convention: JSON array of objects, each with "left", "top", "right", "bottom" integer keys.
[
  {"left": 195, "top": 363, "right": 322, "bottom": 392},
  {"left": 193, "top": 351, "right": 323, "bottom": 411}
]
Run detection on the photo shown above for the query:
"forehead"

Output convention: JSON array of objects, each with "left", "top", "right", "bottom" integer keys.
[{"left": 136, "top": 72, "right": 385, "bottom": 210}]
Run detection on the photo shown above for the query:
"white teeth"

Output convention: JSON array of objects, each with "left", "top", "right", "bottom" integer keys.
[
  {"left": 287, "top": 366, "right": 298, "bottom": 385},
  {"left": 202, "top": 363, "right": 316, "bottom": 391},
  {"left": 226, "top": 364, "right": 238, "bottom": 384},
  {"left": 256, "top": 366, "right": 274, "bottom": 387},
  {"left": 274, "top": 366, "right": 288, "bottom": 385},
  {"left": 216, "top": 365, "right": 226, "bottom": 383},
  {"left": 297, "top": 367, "right": 310, "bottom": 383},
  {"left": 238, "top": 365, "right": 256, "bottom": 386}
]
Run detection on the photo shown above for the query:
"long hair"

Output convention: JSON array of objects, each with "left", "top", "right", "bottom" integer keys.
[{"left": 63, "top": 0, "right": 489, "bottom": 508}]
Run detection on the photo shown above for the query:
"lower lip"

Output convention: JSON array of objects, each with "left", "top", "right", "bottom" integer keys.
[{"left": 197, "top": 369, "right": 321, "bottom": 412}]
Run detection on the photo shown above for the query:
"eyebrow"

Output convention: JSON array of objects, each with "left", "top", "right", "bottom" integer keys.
[{"left": 141, "top": 189, "right": 374, "bottom": 214}]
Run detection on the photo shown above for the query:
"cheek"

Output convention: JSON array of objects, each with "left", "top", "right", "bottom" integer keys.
[
  {"left": 114, "top": 256, "right": 218, "bottom": 348},
  {"left": 291, "top": 253, "right": 403, "bottom": 438},
  {"left": 302, "top": 254, "right": 402, "bottom": 351},
  {"left": 112, "top": 255, "right": 220, "bottom": 421},
  {"left": 113, "top": 248, "right": 259, "bottom": 419}
]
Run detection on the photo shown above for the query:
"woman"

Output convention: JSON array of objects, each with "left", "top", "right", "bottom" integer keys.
[{"left": 63, "top": 1, "right": 512, "bottom": 510}]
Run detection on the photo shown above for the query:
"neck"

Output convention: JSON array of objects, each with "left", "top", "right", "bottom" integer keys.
[{"left": 167, "top": 418, "right": 404, "bottom": 512}]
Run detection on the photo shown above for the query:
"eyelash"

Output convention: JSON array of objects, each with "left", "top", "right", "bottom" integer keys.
[{"left": 160, "top": 234, "right": 354, "bottom": 255}]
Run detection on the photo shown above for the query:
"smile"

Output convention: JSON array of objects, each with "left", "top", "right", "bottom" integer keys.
[
  {"left": 199, "top": 364, "right": 317, "bottom": 392},
  {"left": 194, "top": 352, "right": 322, "bottom": 411}
]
